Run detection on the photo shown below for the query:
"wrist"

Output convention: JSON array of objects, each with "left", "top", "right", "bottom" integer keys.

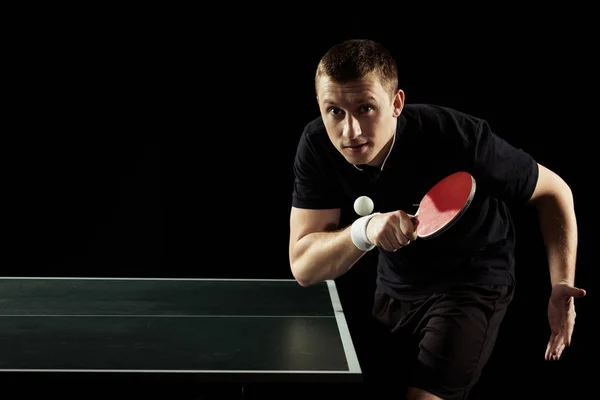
[
  {"left": 552, "top": 279, "right": 574, "bottom": 289},
  {"left": 551, "top": 274, "right": 575, "bottom": 287},
  {"left": 350, "top": 213, "right": 379, "bottom": 252}
]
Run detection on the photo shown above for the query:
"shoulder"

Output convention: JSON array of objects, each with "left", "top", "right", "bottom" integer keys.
[
  {"left": 295, "top": 116, "right": 334, "bottom": 158},
  {"left": 298, "top": 116, "right": 326, "bottom": 144},
  {"left": 400, "top": 103, "right": 493, "bottom": 151},
  {"left": 403, "top": 103, "right": 483, "bottom": 131}
]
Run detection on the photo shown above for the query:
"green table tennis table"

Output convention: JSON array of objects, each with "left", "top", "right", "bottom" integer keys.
[{"left": 0, "top": 277, "right": 362, "bottom": 398}]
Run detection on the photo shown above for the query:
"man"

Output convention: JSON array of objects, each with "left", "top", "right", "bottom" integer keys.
[{"left": 288, "top": 39, "right": 586, "bottom": 400}]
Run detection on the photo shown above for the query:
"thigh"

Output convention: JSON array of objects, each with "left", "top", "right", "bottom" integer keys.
[
  {"left": 369, "top": 288, "right": 420, "bottom": 392},
  {"left": 409, "top": 284, "right": 514, "bottom": 400}
]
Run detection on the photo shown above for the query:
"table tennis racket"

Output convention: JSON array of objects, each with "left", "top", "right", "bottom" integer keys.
[{"left": 411, "top": 171, "right": 476, "bottom": 239}]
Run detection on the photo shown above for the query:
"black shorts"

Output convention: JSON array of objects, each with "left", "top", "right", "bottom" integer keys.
[{"left": 370, "top": 283, "right": 514, "bottom": 400}]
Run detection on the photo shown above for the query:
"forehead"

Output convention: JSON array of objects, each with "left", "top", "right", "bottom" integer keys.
[{"left": 317, "top": 74, "right": 387, "bottom": 105}]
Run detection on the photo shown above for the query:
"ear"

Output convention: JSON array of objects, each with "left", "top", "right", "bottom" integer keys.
[{"left": 392, "top": 89, "right": 405, "bottom": 117}]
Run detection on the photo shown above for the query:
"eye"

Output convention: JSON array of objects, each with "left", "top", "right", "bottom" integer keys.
[
  {"left": 327, "top": 107, "right": 343, "bottom": 116},
  {"left": 359, "top": 105, "right": 374, "bottom": 113}
]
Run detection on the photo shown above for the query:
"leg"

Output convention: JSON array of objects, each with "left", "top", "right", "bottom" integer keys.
[
  {"left": 369, "top": 288, "right": 419, "bottom": 395},
  {"left": 407, "top": 284, "right": 514, "bottom": 400}
]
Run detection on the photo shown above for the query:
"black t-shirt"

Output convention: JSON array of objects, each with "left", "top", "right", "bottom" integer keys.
[{"left": 291, "top": 103, "right": 539, "bottom": 300}]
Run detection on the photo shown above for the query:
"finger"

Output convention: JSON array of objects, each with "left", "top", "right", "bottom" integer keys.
[
  {"left": 379, "top": 237, "right": 394, "bottom": 252},
  {"left": 395, "top": 230, "right": 411, "bottom": 247},
  {"left": 388, "top": 230, "right": 406, "bottom": 250},
  {"left": 566, "top": 286, "right": 587, "bottom": 298},
  {"left": 409, "top": 215, "right": 419, "bottom": 236},
  {"left": 401, "top": 214, "right": 418, "bottom": 241},
  {"left": 552, "top": 342, "right": 566, "bottom": 360},
  {"left": 551, "top": 335, "right": 565, "bottom": 359},
  {"left": 546, "top": 333, "right": 562, "bottom": 360},
  {"left": 566, "top": 320, "right": 576, "bottom": 346},
  {"left": 545, "top": 333, "right": 557, "bottom": 360},
  {"left": 395, "top": 222, "right": 410, "bottom": 244},
  {"left": 556, "top": 343, "right": 566, "bottom": 359},
  {"left": 545, "top": 336, "right": 556, "bottom": 360},
  {"left": 551, "top": 331, "right": 563, "bottom": 350},
  {"left": 381, "top": 235, "right": 400, "bottom": 252}
]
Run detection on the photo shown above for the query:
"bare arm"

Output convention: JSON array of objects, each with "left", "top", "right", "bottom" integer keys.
[
  {"left": 528, "top": 163, "right": 587, "bottom": 360},
  {"left": 289, "top": 207, "right": 366, "bottom": 286},
  {"left": 528, "top": 163, "right": 578, "bottom": 286}
]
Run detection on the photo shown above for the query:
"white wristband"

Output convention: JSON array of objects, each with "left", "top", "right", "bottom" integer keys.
[{"left": 351, "top": 213, "right": 379, "bottom": 252}]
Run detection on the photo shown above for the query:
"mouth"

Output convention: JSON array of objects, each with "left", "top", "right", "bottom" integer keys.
[{"left": 344, "top": 142, "right": 368, "bottom": 153}]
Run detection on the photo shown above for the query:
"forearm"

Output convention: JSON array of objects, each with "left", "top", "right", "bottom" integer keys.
[
  {"left": 290, "top": 227, "right": 366, "bottom": 286},
  {"left": 535, "top": 186, "right": 578, "bottom": 286}
]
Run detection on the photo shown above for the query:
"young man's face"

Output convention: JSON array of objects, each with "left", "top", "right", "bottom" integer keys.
[{"left": 316, "top": 73, "right": 404, "bottom": 167}]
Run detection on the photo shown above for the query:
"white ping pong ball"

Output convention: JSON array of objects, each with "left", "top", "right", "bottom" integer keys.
[{"left": 354, "top": 196, "right": 374, "bottom": 216}]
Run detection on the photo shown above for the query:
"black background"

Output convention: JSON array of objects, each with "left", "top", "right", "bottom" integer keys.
[{"left": 6, "top": 8, "right": 592, "bottom": 399}]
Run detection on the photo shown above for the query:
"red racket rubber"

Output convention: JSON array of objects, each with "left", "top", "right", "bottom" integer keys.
[{"left": 413, "top": 171, "right": 476, "bottom": 239}]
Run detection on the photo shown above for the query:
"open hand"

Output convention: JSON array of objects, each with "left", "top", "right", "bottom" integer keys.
[{"left": 545, "top": 282, "right": 586, "bottom": 360}]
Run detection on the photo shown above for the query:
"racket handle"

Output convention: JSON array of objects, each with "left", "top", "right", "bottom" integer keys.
[{"left": 410, "top": 216, "right": 419, "bottom": 227}]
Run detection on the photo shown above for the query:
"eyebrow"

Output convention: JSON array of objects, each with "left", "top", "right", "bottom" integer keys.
[{"left": 322, "top": 95, "right": 377, "bottom": 106}]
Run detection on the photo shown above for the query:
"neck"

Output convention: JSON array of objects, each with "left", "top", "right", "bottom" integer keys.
[{"left": 369, "top": 128, "right": 397, "bottom": 169}]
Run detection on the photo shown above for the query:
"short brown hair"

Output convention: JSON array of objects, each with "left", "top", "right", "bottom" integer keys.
[{"left": 315, "top": 39, "right": 398, "bottom": 97}]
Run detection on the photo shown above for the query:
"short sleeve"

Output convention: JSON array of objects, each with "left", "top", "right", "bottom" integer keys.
[
  {"left": 291, "top": 128, "right": 345, "bottom": 210},
  {"left": 468, "top": 119, "right": 539, "bottom": 206}
]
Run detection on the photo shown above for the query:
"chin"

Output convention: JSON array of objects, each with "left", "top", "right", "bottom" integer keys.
[
  {"left": 339, "top": 143, "right": 373, "bottom": 164},
  {"left": 345, "top": 153, "right": 371, "bottom": 165}
]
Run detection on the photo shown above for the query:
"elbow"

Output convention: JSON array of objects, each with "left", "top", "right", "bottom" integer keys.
[
  {"left": 289, "top": 243, "right": 312, "bottom": 287},
  {"left": 295, "top": 278, "right": 313, "bottom": 288},
  {"left": 289, "top": 260, "right": 317, "bottom": 287},
  {"left": 290, "top": 266, "right": 312, "bottom": 287}
]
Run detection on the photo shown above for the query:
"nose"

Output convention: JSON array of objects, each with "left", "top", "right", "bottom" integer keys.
[{"left": 342, "top": 115, "right": 361, "bottom": 139}]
